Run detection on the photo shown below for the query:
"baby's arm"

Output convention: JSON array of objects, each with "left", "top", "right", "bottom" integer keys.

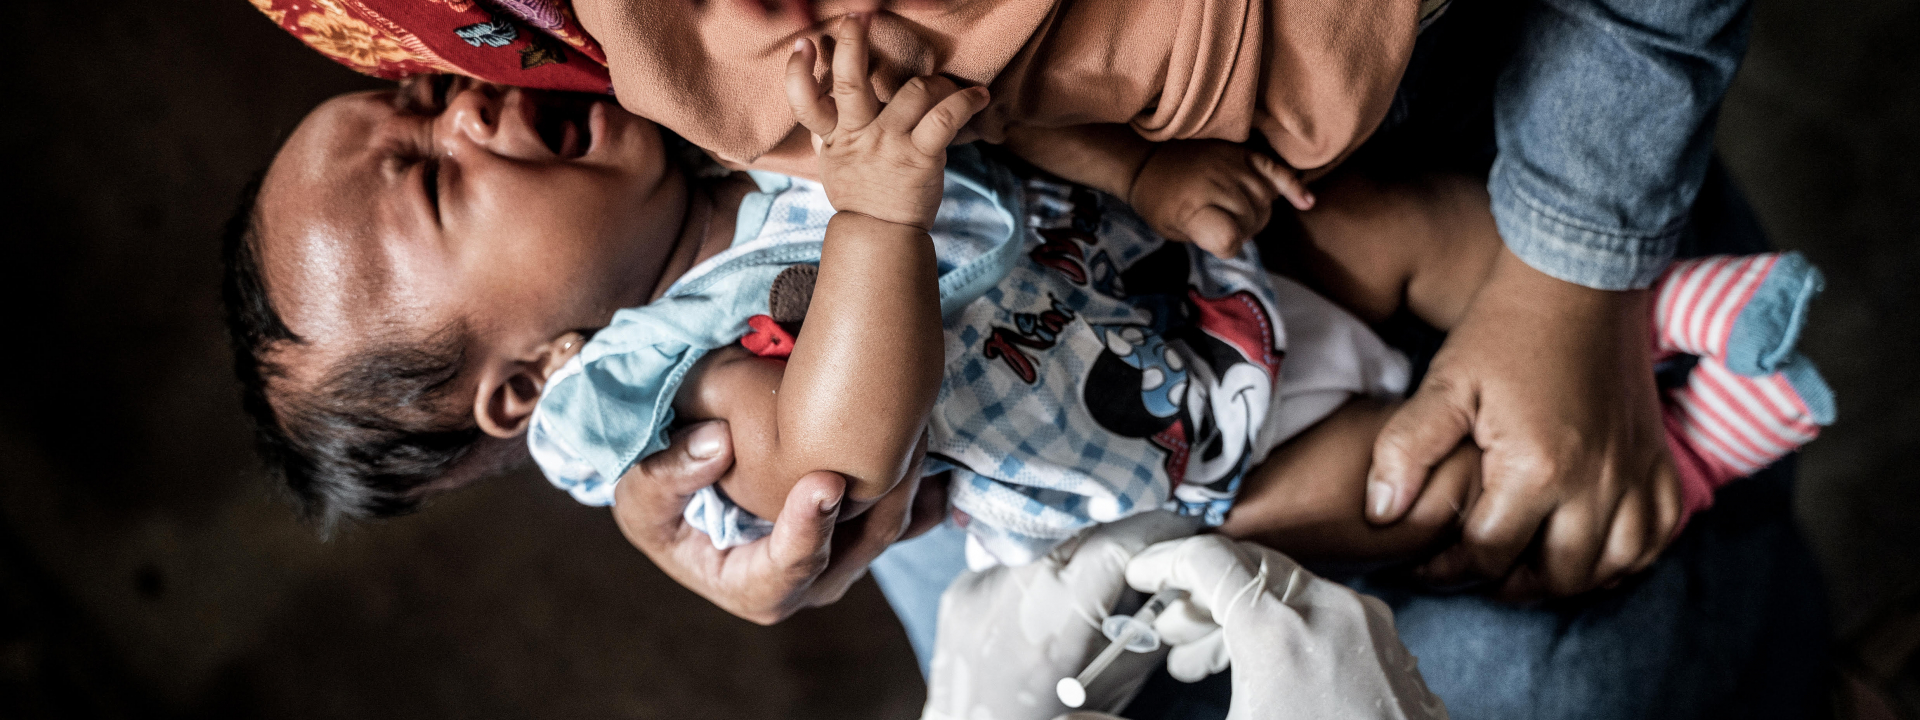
[
  {"left": 1001, "top": 124, "right": 1311, "bottom": 259},
  {"left": 672, "top": 18, "right": 987, "bottom": 520}
]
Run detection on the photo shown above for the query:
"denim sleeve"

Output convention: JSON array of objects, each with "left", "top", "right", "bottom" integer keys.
[{"left": 1489, "top": 0, "right": 1753, "bottom": 290}]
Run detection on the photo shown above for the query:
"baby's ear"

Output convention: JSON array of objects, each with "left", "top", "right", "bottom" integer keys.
[
  {"left": 474, "top": 333, "right": 587, "bottom": 439},
  {"left": 474, "top": 363, "right": 542, "bottom": 439}
]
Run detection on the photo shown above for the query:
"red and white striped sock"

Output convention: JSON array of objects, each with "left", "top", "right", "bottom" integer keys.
[
  {"left": 1652, "top": 254, "right": 1781, "bottom": 360},
  {"left": 1648, "top": 252, "right": 1833, "bottom": 526},
  {"left": 1662, "top": 355, "right": 1826, "bottom": 522},
  {"left": 1651, "top": 251, "right": 1824, "bottom": 377}
]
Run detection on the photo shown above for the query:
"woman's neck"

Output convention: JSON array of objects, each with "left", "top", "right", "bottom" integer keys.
[{"left": 648, "top": 172, "right": 757, "bottom": 302}]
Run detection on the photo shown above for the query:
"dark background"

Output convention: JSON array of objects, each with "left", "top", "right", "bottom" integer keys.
[{"left": 2, "top": 0, "right": 1915, "bottom": 717}]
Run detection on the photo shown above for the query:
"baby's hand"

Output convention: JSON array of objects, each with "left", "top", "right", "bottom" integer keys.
[
  {"left": 1129, "top": 140, "right": 1312, "bottom": 259},
  {"left": 786, "top": 14, "right": 990, "bottom": 231}
]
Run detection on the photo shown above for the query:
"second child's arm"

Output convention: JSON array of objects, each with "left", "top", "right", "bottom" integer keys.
[{"left": 677, "top": 16, "right": 988, "bottom": 517}]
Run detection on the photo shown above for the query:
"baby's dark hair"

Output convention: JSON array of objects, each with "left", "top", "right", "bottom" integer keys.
[{"left": 221, "top": 174, "right": 484, "bottom": 527}]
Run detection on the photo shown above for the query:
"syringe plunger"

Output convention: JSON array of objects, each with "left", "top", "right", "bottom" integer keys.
[{"left": 1056, "top": 588, "right": 1188, "bottom": 708}]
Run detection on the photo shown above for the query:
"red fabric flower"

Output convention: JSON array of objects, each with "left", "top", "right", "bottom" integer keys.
[{"left": 740, "top": 315, "right": 797, "bottom": 359}]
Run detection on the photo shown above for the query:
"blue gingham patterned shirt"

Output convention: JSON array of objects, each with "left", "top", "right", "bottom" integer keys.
[{"left": 529, "top": 153, "right": 1289, "bottom": 567}]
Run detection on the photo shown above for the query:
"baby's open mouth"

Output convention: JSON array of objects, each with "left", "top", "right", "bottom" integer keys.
[{"left": 530, "top": 92, "right": 597, "bottom": 159}]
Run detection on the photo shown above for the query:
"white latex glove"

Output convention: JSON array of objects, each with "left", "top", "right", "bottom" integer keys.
[
  {"left": 1126, "top": 535, "right": 1448, "bottom": 720},
  {"left": 923, "top": 512, "right": 1199, "bottom": 720}
]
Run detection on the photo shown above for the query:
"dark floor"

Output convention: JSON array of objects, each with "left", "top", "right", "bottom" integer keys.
[
  {"left": 2, "top": 0, "right": 1915, "bottom": 718},
  {"left": 1715, "top": 0, "right": 1920, "bottom": 711}
]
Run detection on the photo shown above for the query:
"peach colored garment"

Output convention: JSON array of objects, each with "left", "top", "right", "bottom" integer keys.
[{"left": 575, "top": 0, "right": 1419, "bottom": 176}]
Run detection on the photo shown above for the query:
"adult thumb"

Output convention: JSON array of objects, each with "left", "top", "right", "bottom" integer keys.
[
  {"left": 637, "top": 420, "right": 735, "bottom": 497},
  {"left": 765, "top": 471, "right": 846, "bottom": 583},
  {"left": 1369, "top": 381, "right": 1476, "bottom": 524}
]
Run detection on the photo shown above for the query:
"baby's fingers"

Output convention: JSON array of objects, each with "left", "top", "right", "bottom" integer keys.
[
  {"left": 827, "top": 13, "right": 880, "bottom": 129},
  {"left": 785, "top": 38, "right": 836, "bottom": 137},
  {"left": 910, "top": 85, "right": 989, "bottom": 155},
  {"left": 876, "top": 75, "right": 952, "bottom": 134},
  {"left": 1251, "top": 153, "right": 1315, "bottom": 211}
]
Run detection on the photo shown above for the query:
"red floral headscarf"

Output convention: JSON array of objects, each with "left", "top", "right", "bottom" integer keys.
[{"left": 248, "top": 0, "right": 614, "bottom": 93}]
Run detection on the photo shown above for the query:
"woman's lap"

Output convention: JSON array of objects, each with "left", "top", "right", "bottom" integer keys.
[
  {"left": 872, "top": 461, "right": 1826, "bottom": 720},
  {"left": 1348, "top": 461, "right": 1826, "bottom": 720},
  {"left": 869, "top": 164, "right": 1826, "bottom": 719},
  {"left": 1357, "top": 168, "right": 1826, "bottom": 719}
]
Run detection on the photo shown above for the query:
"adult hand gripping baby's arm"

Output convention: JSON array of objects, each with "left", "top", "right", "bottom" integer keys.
[
  {"left": 611, "top": 420, "right": 941, "bottom": 624},
  {"left": 1364, "top": 250, "right": 1683, "bottom": 599}
]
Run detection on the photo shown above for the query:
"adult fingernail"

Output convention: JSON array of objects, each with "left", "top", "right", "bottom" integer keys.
[
  {"left": 1368, "top": 480, "right": 1395, "bottom": 519},
  {"left": 687, "top": 423, "right": 726, "bottom": 459},
  {"left": 793, "top": 38, "right": 808, "bottom": 53},
  {"left": 817, "top": 490, "right": 843, "bottom": 516}
]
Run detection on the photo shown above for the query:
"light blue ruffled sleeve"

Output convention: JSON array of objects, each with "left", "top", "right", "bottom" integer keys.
[
  {"left": 530, "top": 250, "right": 812, "bottom": 505},
  {"left": 527, "top": 146, "right": 1024, "bottom": 544}
]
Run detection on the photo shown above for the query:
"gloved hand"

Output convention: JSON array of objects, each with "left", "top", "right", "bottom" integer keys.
[
  {"left": 922, "top": 512, "right": 1198, "bottom": 720},
  {"left": 1126, "top": 535, "right": 1449, "bottom": 720}
]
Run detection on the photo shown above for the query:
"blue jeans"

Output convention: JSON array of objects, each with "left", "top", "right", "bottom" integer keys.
[
  {"left": 872, "top": 454, "right": 1826, "bottom": 720},
  {"left": 1339, "top": 461, "right": 1826, "bottom": 720},
  {"left": 869, "top": 521, "right": 972, "bottom": 673},
  {"left": 868, "top": 166, "right": 1829, "bottom": 720},
  {"left": 1361, "top": 0, "right": 1753, "bottom": 291}
]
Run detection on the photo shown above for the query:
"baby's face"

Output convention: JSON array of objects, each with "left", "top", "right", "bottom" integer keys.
[{"left": 257, "top": 76, "right": 689, "bottom": 387}]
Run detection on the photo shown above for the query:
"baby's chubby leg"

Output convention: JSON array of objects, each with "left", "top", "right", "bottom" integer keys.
[
  {"left": 1264, "top": 170, "right": 1503, "bottom": 333},
  {"left": 1221, "top": 398, "right": 1482, "bottom": 564}
]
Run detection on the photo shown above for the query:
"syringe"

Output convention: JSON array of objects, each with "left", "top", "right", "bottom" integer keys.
[{"left": 1055, "top": 587, "right": 1189, "bottom": 708}]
